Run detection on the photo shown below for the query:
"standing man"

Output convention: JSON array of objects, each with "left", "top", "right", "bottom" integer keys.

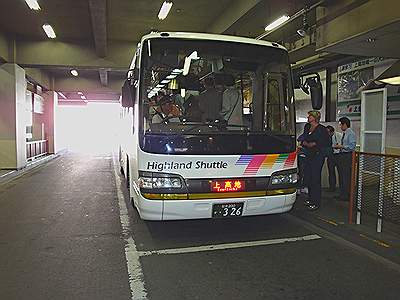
[
  {"left": 334, "top": 117, "right": 356, "bottom": 201},
  {"left": 198, "top": 77, "right": 222, "bottom": 122},
  {"left": 220, "top": 74, "right": 243, "bottom": 126},
  {"left": 326, "top": 125, "right": 342, "bottom": 192}
]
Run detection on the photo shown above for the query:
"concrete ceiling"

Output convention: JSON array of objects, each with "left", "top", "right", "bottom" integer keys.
[
  {"left": 0, "top": 0, "right": 234, "bottom": 42},
  {"left": 319, "top": 20, "right": 400, "bottom": 59},
  {"left": 2, "top": 0, "right": 398, "bottom": 101}
]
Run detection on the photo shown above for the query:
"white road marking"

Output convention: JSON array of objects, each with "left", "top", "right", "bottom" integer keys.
[
  {"left": 0, "top": 170, "right": 15, "bottom": 178},
  {"left": 138, "top": 234, "right": 322, "bottom": 257},
  {"left": 112, "top": 156, "right": 147, "bottom": 300}
]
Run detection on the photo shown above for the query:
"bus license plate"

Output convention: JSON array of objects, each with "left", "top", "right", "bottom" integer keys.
[{"left": 212, "top": 203, "right": 244, "bottom": 218}]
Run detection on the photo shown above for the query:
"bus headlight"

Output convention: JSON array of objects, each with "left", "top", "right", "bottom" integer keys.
[
  {"left": 139, "top": 176, "right": 182, "bottom": 189},
  {"left": 270, "top": 170, "right": 298, "bottom": 185}
]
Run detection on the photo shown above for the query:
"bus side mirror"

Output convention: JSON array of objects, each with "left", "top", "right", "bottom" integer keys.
[
  {"left": 127, "top": 68, "right": 139, "bottom": 81},
  {"left": 121, "top": 80, "right": 135, "bottom": 108},
  {"left": 121, "top": 68, "right": 138, "bottom": 108},
  {"left": 309, "top": 78, "right": 323, "bottom": 110},
  {"left": 300, "top": 74, "right": 323, "bottom": 110}
]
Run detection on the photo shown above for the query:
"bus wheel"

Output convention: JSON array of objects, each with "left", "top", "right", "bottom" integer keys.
[
  {"left": 118, "top": 147, "right": 124, "bottom": 175},
  {"left": 125, "top": 159, "right": 130, "bottom": 189},
  {"left": 120, "top": 165, "right": 125, "bottom": 176}
]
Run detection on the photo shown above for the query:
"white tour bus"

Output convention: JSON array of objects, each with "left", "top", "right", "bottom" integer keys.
[{"left": 119, "top": 32, "right": 298, "bottom": 221}]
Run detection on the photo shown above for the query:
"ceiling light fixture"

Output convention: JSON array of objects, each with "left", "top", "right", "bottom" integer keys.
[
  {"left": 158, "top": 1, "right": 173, "bottom": 20},
  {"left": 77, "top": 91, "right": 83, "bottom": 95},
  {"left": 379, "top": 76, "right": 400, "bottom": 85},
  {"left": 25, "top": 0, "right": 41, "bottom": 10},
  {"left": 42, "top": 24, "right": 56, "bottom": 39},
  {"left": 58, "top": 92, "right": 67, "bottom": 99},
  {"left": 80, "top": 95, "right": 86, "bottom": 100},
  {"left": 265, "top": 15, "right": 290, "bottom": 31},
  {"left": 183, "top": 51, "right": 199, "bottom": 76},
  {"left": 166, "top": 74, "right": 177, "bottom": 79},
  {"left": 70, "top": 69, "right": 79, "bottom": 77}
]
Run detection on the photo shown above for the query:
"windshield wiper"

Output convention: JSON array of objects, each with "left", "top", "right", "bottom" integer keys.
[
  {"left": 180, "top": 121, "right": 250, "bottom": 133},
  {"left": 180, "top": 121, "right": 220, "bottom": 133}
]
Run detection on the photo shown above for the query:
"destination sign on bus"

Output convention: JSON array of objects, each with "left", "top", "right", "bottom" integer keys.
[{"left": 211, "top": 180, "right": 245, "bottom": 192}]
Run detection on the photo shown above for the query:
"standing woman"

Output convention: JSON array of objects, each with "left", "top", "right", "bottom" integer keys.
[{"left": 302, "top": 110, "right": 330, "bottom": 210}]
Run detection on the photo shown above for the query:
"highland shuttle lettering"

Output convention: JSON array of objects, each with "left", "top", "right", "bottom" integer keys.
[{"left": 145, "top": 152, "right": 296, "bottom": 175}]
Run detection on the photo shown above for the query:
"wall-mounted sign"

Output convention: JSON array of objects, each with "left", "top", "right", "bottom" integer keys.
[{"left": 337, "top": 58, "right": 400, "bottom": 120}]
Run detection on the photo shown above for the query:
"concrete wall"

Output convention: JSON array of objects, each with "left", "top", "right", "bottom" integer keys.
[
  {"left": 25, "top": 68, "right": 52, "bottom": 90},
  {"left": 0, "top": 64, "right": 27, "bottom": 169},
  {"left": 43, "top": 91, "right": 59, "bottom": 154},
  {"left": 0, "top": 32, "right": 9, "bottom": 61}
]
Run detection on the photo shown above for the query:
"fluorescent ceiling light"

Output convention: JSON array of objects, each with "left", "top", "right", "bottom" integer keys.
[
  {"left": 58, "top": 92, "right": 67, "bottom": 99},
  {"left": 70, "top": 69, "right": 79, "bottom": 76},
  {"left": 158, "top": 1, "right": 173, "bottom": 20},
  {"left": 172, "top": 69, "right": 182, "bottom": 74},
  {"left": 161, "top": 80, "right": 170, "bottom": 84},
  {"left": 42, "top": 24, "right": 56, "bottom": 39},
  {"left": 25, "top": 0, "right": 40, "bottom": 10},
  {"left": 156, "top": 84, "right": 164, "bottom": 88},
  {"left": 77, "top": 91, "right": 83, "bottom": 95},
  {"left": 166, "top": 74, "right": 177, "bottom": 79},
  {"left": 183, "top": 51, "right": 199, "bottom": 76},
  {"left": 265, "top": 15, "right": 290, "bottom": 31},
  {"left": 379, "top": 76, "right": 400, "bottom": 85},
  {"left": 80, "top": 95, "right": 86, "bottom": 100}
]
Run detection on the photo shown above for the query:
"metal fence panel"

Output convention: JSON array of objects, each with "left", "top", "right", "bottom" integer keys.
[{"left": 354, "top": 152, "right": 400, "bottom": 232}]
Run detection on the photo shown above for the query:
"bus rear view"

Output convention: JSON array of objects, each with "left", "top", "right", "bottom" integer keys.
[{"left": 120, "top": 32, "right": 297, "bottom": 220}]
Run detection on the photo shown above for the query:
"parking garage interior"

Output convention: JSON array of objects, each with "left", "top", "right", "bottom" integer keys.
[{"left": 1, "top": 1, "right": 400, "bottom": 299}]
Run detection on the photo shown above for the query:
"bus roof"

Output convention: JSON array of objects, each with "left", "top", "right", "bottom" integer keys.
[
  {"left": 129, "top": 32, "right": 287, "bottom": 70},
  {"left": 140, "top": 32, "right": 287, "bottom": 51}
]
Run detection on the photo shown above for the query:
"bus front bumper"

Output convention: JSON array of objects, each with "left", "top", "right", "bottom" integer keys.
[{"left": 135, "top": 192, "right": 296, "bottom": 221}]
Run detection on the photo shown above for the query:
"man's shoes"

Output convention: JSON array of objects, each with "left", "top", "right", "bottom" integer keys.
[{"left": 307, "top": 204, "right": 320, "bottom": 211}]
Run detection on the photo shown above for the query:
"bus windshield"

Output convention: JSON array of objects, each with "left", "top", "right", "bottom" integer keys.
[{"left": 139, "top": 38, "right": 296, "bottom": 155}]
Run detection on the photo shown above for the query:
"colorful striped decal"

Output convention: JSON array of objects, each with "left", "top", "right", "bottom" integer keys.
[{"left": 235, "top": 152, "right": 297, "bottom": 175}]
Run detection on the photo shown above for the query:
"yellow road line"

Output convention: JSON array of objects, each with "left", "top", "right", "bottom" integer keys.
[
  {"left": 316, "top": 216, "right": 339, "bottom": 226},
  {"left": 359, "top": 234, "right": 391, "bottom": 248}
]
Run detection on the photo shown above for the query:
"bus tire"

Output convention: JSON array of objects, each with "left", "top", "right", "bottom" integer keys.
[
  {"left": 125, "top": 157, "right": 130, "bottom": 189},
  {"left": 125, "top": 157, "right": 136, "bottom": 208},
  {"left": 118, "top": 147, "right": 125, "bottom": 176}
]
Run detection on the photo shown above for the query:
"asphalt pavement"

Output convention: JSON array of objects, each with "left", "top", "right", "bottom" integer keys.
[{"left": 0, "top": 152, "right": 399, "bottom": 300}]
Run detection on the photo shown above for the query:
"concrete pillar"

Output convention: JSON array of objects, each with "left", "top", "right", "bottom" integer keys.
[
  {"left": 0, "top": 63, "right": 27, "bottom": 169},
  {"left": 43, "top": 91, "right": 58, "bottom": 154}
]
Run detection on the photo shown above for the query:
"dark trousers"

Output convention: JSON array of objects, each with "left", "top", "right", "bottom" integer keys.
[
  {"left": 304, "top": 152, "right": 326, "bottom": 207},
  {"left": 327, "top": 153, "right": 338, "bottom": 190},
  {"left": 336, "top": 152, "right": 352, "bottom": 200},
  {"left": 298, "top": 154, "right": 308, "bottom": 188}
]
